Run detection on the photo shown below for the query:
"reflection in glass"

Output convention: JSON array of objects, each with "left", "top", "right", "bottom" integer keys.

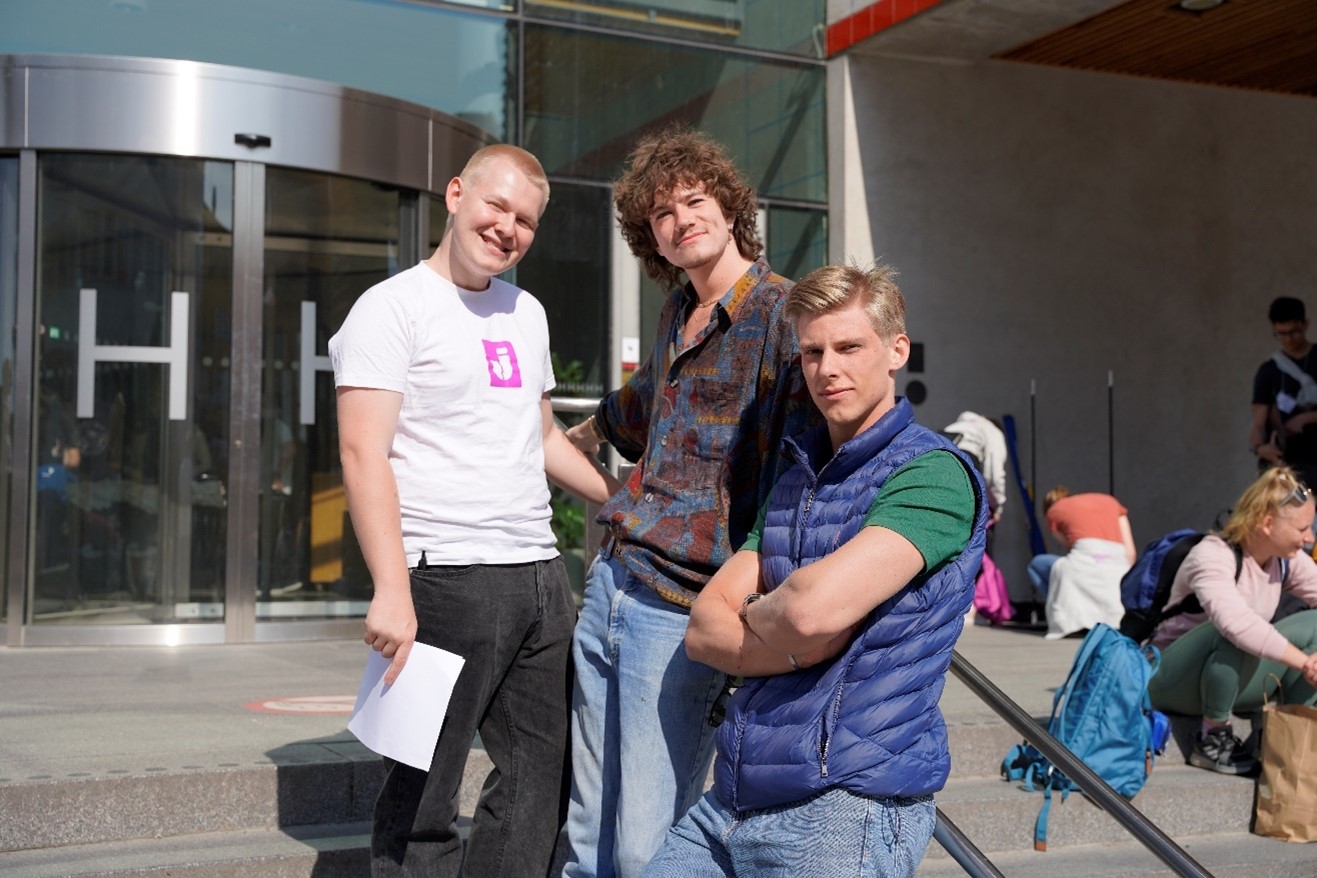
[
  {"left": 525, "top": 0, "right": 825, "bottom": 57},
  {"left": 423, "top": 0, "right": 511, "bottom": 8},
  {"left": 524, "top": 25, "right": 826, "bottom": 202},
  {"left": 639, "top": 274, "right": 670, "bottom": 366},
  {"left": 260, "top": 168, "right": 400, "bottom": 621},
  {"left": 768, "top": 206, "right": 827, "bottom": 282},
  {"left": 34, "top": 154, "right": 233, "bottom": 625},
  {"left": 517, "top": 183, "right": 613, "bottom": 595},
  {"left": 0, "top": 0, "right": 515, "bottom": 138},
  {"left": 517, "top": 183, "right": 612, "bottom": 399},
  {"left": 0, "top": 157, "right": 16, "bottom": 624}
]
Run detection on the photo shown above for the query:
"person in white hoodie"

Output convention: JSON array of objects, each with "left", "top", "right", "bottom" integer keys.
[{"left": 943, "top": 411, "right": 1006, "bottom": 528}]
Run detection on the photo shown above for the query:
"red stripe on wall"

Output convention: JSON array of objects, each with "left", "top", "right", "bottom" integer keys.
[{"left": 826, "top": 0, "right": 947, "bottom": 57}]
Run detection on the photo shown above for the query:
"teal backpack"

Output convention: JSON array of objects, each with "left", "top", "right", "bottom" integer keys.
[{"left": 1001, "top": 623, "right": 1169, "bottom": 850}]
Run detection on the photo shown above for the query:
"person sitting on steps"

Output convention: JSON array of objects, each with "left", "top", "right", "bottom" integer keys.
[{"left": 1147, "top": 466, "right": 1317, "bottom": 775}]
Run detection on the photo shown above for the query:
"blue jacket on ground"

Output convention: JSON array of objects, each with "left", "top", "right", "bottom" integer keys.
[{"left": 714, "top": 397, "right": 987, "bottom": 812}]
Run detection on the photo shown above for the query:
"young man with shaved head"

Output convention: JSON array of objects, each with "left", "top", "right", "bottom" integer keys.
[{"left": 331, "top": 144, "right": 618, "bottom": 878}]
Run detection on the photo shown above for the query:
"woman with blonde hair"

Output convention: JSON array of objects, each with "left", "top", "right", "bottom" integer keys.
[{"left": 1148, "top": 467, "right": 1317, "bottom": 775}]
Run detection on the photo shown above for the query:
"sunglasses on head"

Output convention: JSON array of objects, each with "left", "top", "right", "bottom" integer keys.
[{"left": 1279, "top": 476, "right": 1312, "bottom": 507}]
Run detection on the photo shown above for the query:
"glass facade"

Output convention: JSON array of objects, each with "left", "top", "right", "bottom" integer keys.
[
  {"left": 259, "top": 168, "right": 401, "bottom": 620},
  {"left": 767, "top": 205, "right": 828, "bottom": 283},
  {"left": 517, "top": 183, "right": 614, "bottom": 399},
  {"left": 0, "top": 1, "right": 517, "bottom": 140},
  {"left": 517, "top": 182, "right": 616, "bottom": 589},
  {"left": 0, "top": 0, "right": 827, "bottom": 643},
  {"left": 0, "top": 157, "right": 16, "bottom": 625},
  {"left": 524, "top": 24, "right": 826, "bottom": 201},
  {"left": 33, "top": 154, "right": 233, "bottom": 625},
  {"left": 524, "top": 0, "right": 824, "bottom": 57}
]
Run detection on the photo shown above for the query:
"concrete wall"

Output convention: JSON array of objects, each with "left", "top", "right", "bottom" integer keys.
[{"left": 831, "top": 53, "right": 1317, "bottom": 598}]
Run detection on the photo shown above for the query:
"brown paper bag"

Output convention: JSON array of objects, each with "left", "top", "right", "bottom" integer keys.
[{"left": 1254, "top": 701, "right": 1317, "bottom": 842}]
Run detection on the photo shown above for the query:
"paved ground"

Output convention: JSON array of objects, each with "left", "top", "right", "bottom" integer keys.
[{"left": 0, "top": 620, "right": 1076, "bottom": 785}]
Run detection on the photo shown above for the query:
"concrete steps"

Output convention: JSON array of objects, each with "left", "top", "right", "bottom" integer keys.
[
  {"left": 0, "top": 739, "right": 489, "bottom": 877},
  {"left": 919, "top": 833, "right": 1317, "bottom": 878},
  {"left": 931, "top": 765, "right": 1255, "bottom": 853},
  {"left": 3, "top": 627, "right": 1313, "bottom": 876},
  {"left": 0, "top": 823, "right": 371, "bottom": 877},
  {"left": 8, "top": 719, "right": 1313, "bottom": 878},
  {"left": 929, "top": 712, "right": 1317, "bottom": 875},
  {"left": 1, "top": 753, "right": 378, "bottom": 853}
]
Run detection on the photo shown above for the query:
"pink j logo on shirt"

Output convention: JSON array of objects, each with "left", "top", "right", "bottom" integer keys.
[{"left": 483, "top": 339, "right": 522, "bottom": 388}]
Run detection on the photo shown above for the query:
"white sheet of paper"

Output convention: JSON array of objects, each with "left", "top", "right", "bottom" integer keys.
[{"left": 348, "top": 642, "right": 466, "bottom": 772}]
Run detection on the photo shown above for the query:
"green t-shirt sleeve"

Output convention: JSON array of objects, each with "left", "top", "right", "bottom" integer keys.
[
  {"left": 740, "top": 497, "right": 770, "bottom": 553},
  {"left": 865, "top": 450, "right": 976, "bottom": 572},
  {"left": 738, "top": 451, "right": 976, "bottom": 567}
]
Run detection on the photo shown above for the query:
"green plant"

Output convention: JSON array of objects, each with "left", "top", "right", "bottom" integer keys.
[
  {"left": 550, "top": 486, "right": 585, "bottom": 552},
  {"left": 551, "top": 353, "right": 585, "bottom": 386}
]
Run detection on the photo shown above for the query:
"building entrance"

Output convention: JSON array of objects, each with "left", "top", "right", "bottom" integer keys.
[{"left": 1, "top": 54, "right": 490, "bottom": 645}]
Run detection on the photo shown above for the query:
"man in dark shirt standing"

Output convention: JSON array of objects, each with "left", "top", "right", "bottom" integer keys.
[
  {"left": 560, "top": 127, "right": 815, "bottom": 878},
  {"left": 1252, "top": 296, "right": 1317, "bottom": 487}
]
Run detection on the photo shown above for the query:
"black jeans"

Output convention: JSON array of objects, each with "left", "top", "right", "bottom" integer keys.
[{"left": 372, "top": 557, "right": 575, "bottom": 878}]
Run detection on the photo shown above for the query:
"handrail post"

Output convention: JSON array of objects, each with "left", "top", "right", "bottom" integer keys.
[{"left": 949, "top": 651, "right": 1213, "bottom": 878}]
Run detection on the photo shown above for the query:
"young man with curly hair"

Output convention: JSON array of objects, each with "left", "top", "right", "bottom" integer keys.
[{"left": 560, "top": 128, "right": 817, "bottom": 877}]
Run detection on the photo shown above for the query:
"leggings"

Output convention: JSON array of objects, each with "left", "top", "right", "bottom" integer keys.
[{"left": 1148, "top": 609, "right": 1317, "bottom": 722}]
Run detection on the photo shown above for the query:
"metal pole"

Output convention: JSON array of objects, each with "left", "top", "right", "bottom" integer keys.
[
  {"left": 1029, "top": 379, "right": 1037, "bottom": 509},
  {"left": 949, "top": 652, "right": 1212, "bottom": 877},
  {"left": 1108, "top": 370, "right": 1115, "bottom": 495},
  {"left": 933, "top": 808, "right": 1005, "bottom": 878}
]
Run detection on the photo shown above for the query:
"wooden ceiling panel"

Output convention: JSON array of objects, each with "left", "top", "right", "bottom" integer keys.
[{"left": 996, "top": 0, "right": 1317, "bottom": 98}]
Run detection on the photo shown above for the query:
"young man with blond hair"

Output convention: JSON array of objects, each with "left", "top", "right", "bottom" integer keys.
[
  {"left": 560, "top": 128, "right": 816, "bottom": 877},
  {"left": 331, "top": 143, "right": 617, "bottom": 878},
  {"left": 643, "top": 263, "right": 985, "bottom": 878}
]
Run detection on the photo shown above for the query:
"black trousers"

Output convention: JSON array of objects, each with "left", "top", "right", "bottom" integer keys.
[{"left": 372, "top": 557, "right": 575, "bottom": 878}]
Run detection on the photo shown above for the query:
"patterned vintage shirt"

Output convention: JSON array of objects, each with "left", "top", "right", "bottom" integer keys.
[{"left": 593, "top": 258, "right": 818, "bottom": 606}]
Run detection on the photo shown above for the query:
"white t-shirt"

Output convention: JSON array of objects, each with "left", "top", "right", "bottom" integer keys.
[{"left": 329, "top": 262, "right": 558, "bottom": 566}]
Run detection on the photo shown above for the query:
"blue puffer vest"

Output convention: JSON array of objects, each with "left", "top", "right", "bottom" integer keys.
[{"left": 713, "top": 398, "right": 987, "bottom": 813}]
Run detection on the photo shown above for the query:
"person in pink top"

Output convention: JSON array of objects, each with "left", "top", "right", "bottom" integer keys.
[{"left": 1148, "top": 467, "right": 1317, "bottom": 775}]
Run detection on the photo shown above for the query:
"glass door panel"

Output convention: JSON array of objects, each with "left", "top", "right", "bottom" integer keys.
[
  {"left": 515, "top": 182, "right": 613, "bottom": 597},
  {"left": 766, "top": 205, "right": 826, "bottom": 282},
  {"left": 0, "top": 157, "right": 16, "bottom": 625},
  {"left": 34, "top": 154, "right": 233, "bottom": 625},
  {"left": 260, "top": 167, "right": 399, "bottom": 621}
]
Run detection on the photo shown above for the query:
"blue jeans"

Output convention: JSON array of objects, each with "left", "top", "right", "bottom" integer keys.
[
  {"left": 371, "top": 559, "right": 574, "bottom": 878},
  {"left": 562, "top": 554, "right": 725, "bottom": 878},
  {"left": 1027, "top": 554, "right": 1059, "bottom": 601},
  {"left": 640, "top": 788, "right": 937, "bottom": 878}
]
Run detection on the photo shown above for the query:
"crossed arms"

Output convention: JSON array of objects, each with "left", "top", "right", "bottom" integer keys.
[{"left": 685, "top": 525, "right": 927, "bottom": 677}]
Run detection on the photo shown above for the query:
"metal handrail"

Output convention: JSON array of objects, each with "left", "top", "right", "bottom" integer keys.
[
  {"left": 548, "top": 396, "right": 1206, "bottom": 875},
  {"left": 550, "top": 396, "right": 601, "bottom": 415},
  {"left": 949, "top": 651, "right": 1212, "bottom": 877},
  {"left": 934, "top": 807, "right": 1005, "bottom": 878}
]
